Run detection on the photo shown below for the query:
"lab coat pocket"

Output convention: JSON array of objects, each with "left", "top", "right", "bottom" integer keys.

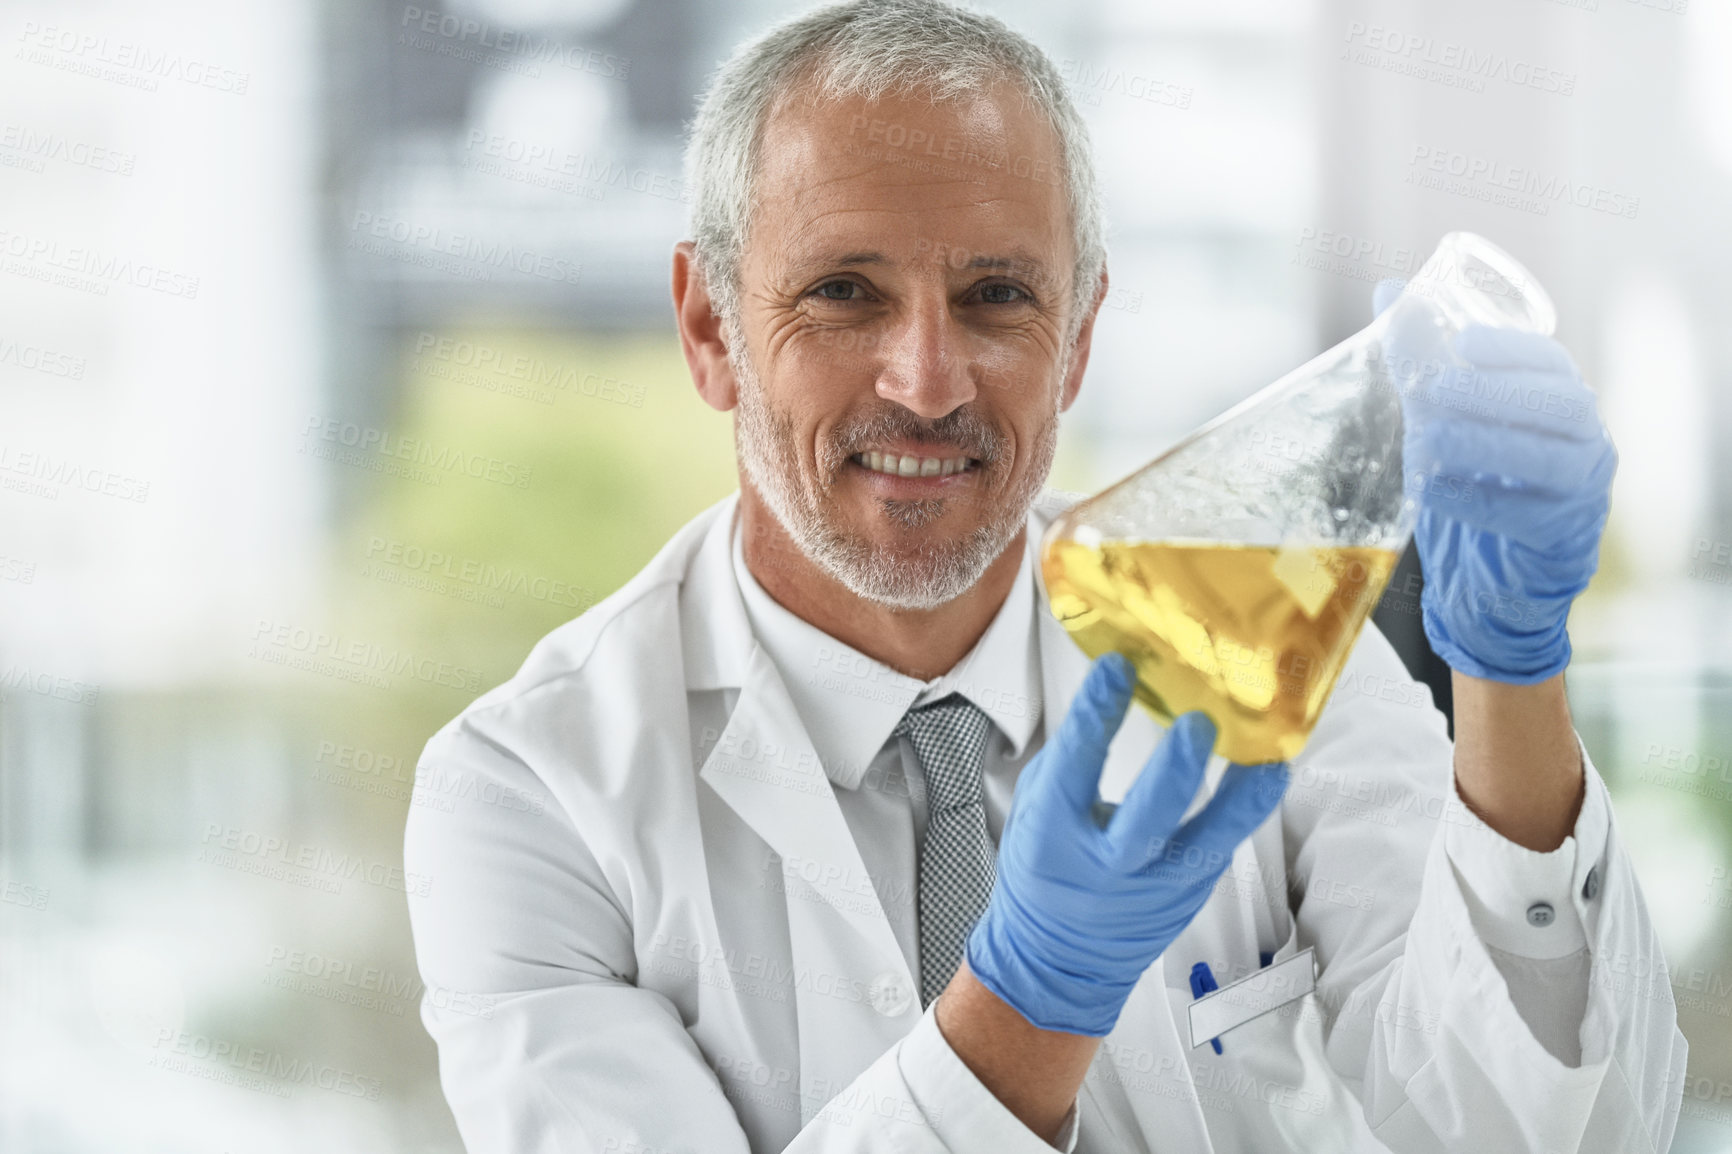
[{"left": 1177, "top": 922, "right": 1392, "bottom": 1153}]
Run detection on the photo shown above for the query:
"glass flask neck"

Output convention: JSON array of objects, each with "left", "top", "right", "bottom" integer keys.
[{"left": 1400, "top": 231, "right": 1556, "bottom": 336}]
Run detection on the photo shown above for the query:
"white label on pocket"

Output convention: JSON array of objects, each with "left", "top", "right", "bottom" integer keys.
[{"left": 1188, "top": 947, "right": 1317, "bottom": 1048}]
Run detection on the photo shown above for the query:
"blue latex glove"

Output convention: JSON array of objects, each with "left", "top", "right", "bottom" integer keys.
[
  {"left": 1375, "top": 279, "right": 1618, "bottom": 683},
  {"left": 965, "top": 653, "right": 1289, "bottom": 1036}
]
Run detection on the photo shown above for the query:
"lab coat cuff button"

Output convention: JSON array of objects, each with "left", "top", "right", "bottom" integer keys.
[{"left": 870, "top": 972, "right": 913, "bottom": 1017}]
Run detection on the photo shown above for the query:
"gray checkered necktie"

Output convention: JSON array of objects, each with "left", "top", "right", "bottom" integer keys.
[{"left": 895, "top": 694, "right": 996, "bottom": 1008}]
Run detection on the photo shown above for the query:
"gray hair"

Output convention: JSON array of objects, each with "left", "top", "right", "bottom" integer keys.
[{"left": 683, "top": 0, "right": 1106, "bottom": 346}]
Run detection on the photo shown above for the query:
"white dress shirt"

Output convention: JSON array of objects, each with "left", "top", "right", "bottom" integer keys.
[
  {"left": 729, "top": 509, "right": 1596, "bottom": 1146},
  {"left": 730, "top": 513, "right": 1044, "bottom": 977}
]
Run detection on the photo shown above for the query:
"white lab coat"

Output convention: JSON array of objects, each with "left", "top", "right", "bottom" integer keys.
[{"left": 404, "top": 491, "right": 1686, "bottom": 1154}]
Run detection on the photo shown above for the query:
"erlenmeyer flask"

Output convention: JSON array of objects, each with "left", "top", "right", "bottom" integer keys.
[{"left": 1041, "top": 232, "right": 1557, "bottom": 764}]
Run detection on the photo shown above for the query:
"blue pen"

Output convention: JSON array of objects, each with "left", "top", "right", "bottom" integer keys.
[{"left": 1189, "top": 961, "right": 1223, "bottom": 1054}]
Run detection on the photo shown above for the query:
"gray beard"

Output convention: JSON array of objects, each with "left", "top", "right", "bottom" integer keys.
[{"left": 728, "top": 322, "right": 1063, "bottom": 611}]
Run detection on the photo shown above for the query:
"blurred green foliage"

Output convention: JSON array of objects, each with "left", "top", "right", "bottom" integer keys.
[{"left": 330, "top": 329, "right": 737, "bottom": 743}]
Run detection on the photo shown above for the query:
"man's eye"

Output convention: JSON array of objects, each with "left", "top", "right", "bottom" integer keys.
[
  {"left": 810, "top": 279, "right": 862, "bottom": 301},
  {"left": 977, "top": 282, "right": 1031, "bottom": 305}
]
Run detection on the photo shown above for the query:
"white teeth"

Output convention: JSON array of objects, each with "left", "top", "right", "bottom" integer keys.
[{"left": 854, "top": 451, "right": 974, "bottom": 478}]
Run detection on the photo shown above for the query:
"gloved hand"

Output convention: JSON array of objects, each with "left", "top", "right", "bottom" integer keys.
[
  {"left": 1375, "top": 279, "right": 1618, "bottom": 683},
  {"left": 965, "top": 653, "right": 1289, "bottom": 1036}
]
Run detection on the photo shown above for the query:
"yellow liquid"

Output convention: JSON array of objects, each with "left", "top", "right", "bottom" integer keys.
[{"left": 1042, "top": 540, "right": 1399, "bottom": 764}]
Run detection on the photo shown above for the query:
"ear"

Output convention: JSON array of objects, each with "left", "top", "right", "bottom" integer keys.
[
  {"left": 672, "top": 240, "right": 741, "bottom": 412},
  {"left": 1059, "top": 265, "right": 1108, "bottom": 413}
]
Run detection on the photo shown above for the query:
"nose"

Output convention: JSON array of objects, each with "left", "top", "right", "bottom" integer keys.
[{"left": 873, "top": 296, "right": 978, "bottom": 420}]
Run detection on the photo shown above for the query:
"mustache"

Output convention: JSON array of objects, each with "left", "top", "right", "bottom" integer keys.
[{"left": 824, "top": 405, "right": 1003, "bottom": 469}]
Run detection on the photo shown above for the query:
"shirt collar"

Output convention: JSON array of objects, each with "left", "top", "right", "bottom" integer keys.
[{"left": 730, "top": 511, "right": 1044, "bottom": 790}]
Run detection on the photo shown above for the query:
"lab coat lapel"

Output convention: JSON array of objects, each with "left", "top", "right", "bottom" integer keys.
[{"left": 698, "top": 642, "right": 918, "bottom": 1124}]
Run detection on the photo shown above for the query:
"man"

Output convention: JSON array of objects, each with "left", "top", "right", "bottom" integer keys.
[{"left": 404, "top": 2, "right": 1686, "bottom": 1151}]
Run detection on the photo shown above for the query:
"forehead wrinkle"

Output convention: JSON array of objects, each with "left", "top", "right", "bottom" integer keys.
[
  {"left": 764, "top": 167, "right": 1008, "bottom": 216},
  {"left": 963, "top": 253, "right": 1049, "bottom": 278},
  {"left": 770, "top": 193, "right": 1065, "bottom": 265},
  {"left": 773, "top": 239, "right": 1058, "bottom": 287},
  {"left": 758, "top": 123, "right": 1024, "bottom": 201}
]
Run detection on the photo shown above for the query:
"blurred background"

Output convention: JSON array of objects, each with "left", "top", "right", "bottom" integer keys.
[{"left": 2, "top": 0, "right": 1730, "bottom": 1149}]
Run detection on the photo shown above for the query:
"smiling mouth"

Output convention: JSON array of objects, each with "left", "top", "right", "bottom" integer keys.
[{"left": 849, "top": 451, "right": 981, "bottom": 478}]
